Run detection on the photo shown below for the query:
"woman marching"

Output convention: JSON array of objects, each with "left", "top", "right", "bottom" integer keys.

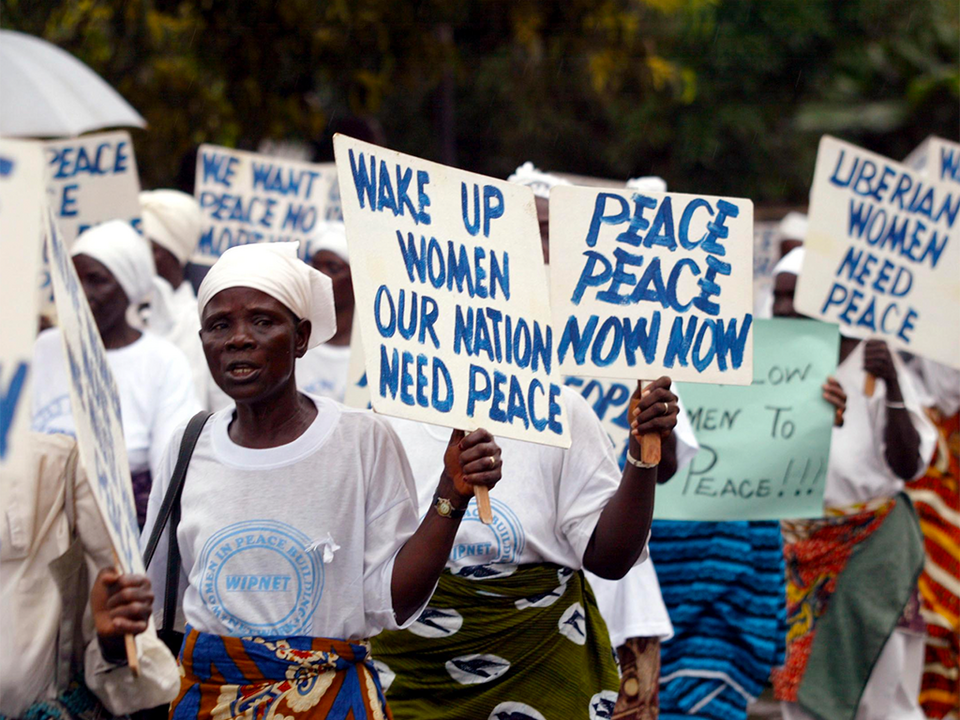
[
  {"left": 373, "top": 378, "right": 679, "bottom": 720},
  {"left": 141, "top": 242, "right": 502, "bottom": 720}
]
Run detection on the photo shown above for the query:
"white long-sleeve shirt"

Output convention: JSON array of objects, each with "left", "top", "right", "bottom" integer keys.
[{"left": 0, "top": 433, "right": 179, "bottom": 716}]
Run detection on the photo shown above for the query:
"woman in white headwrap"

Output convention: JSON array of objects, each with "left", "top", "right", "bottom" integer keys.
[
  {"left": 31, "top": 220, "right": 200, "bottom": 527},
  {"left": 140, "top": 241, "right": 503, "bottom": 720},
  {"left": 140, "top": 189, "right": 232, "bottom": 411},
  {"left": 296, "top": 222, "right": 354, "bottom": 401}
]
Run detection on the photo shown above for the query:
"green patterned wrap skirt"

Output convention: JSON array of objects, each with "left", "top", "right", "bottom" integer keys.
[{"left": 372, "top": 563, "right": 620, "bottom": 720}]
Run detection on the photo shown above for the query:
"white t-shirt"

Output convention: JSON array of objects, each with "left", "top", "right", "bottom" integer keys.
[
  {"left": 586, "top": 388, "right": 700, "bottom": 645},
  {"left": 297, "top": 343, "right": 352, "bottom": 402},
  {"left": 31, "top": 328, "right": 199, "bottom": 480},
  {"left": 904, "top": 355, "right": 960, "bottom": 417},
  {"left": 824, "top": 342, "right": 937, "bottom": 508},
  {"left": 386, "top": 387, "right": 647, "bottom": 579},
  {"left": 141, "top": 396, "right": 423, "bottom": 639}
]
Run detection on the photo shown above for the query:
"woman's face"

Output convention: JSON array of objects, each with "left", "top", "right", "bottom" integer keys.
[
  {"left": 310, "top": 250, "right": 354, "bottom": 315},
  {"left": 772, "top": 272, "right": 803, "bottom": 318},
  {"left": 73, "top": 254, "right": 129, "bottom": 335},
  {"left": 199, "top": 287, "right": 311, "bottom": 402}
]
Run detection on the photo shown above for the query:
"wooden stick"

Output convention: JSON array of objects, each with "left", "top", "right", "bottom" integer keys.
[
  {"left": 628, "top": 381, "right": 662, "bottom": 464},
  {"left": 864, "top": 373, "right": 876, "bottom": 397},
  {"left": 111, "top": 552, "right": 140, "bottom": 677},
  {"left": 636, "top": 381, "right": 661, "bottom": 465},
  {"left": 475, "top": 485, "right": 493, "bottom": 525}
]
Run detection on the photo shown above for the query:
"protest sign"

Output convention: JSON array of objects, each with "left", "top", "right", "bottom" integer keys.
[
  {"left": 194, "top": 144, "right": 337, "bottom": 265},
  {"left": 753, "top": 220, "right": 780, "bottom": 317},
  {"left": 795, "top": 136, "right": 960, "bottom": 369},
  {"left": 655, "top": 318, "right": 839, "bottom": 521},
  {"left": 334, "top": 134, "right": 570, "bottom": 447},
  {"left": 550, "top": 185, "right": 755, "bottom": 385},
  {"left": 0, "top": 140, "right": 44, "bottom": 482},
  {"left": 44, "top": 209, "right": 144, "bottom": 575},
  {"left": 317, "top": 162, "right": 344, "bottom": 222},
  {"left": 44, "top": 131, "right": 142, "bottom": 243},
  {"left": 903, "top": 136, "right": 960, "bottom": 187}
]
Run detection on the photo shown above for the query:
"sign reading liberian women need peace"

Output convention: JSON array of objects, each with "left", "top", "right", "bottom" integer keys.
[
  {"left": 0, "top": 140, "right": 44, "bottom": 483},
  {"left": 194, "top": 144, "right": 338, "bottom": 266},
  {"left": 550, "top": 185, "right": 755, "bottom": 385},
  {"left": 795, "top": 136, "right": 960, "bottom": 369},
  {"left": 45, "top": 210, "right": 144, "bottom": 575},
  {"left": 334, "top": 135, "right": 570, "bottom": 447},
  {"left": 657, "top": 318, "right": 839, "bottom": 521}
]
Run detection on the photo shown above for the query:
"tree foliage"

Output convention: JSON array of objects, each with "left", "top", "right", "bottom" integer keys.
[{"left": 3, "top": 0, "right": 957, "bottom": 202}]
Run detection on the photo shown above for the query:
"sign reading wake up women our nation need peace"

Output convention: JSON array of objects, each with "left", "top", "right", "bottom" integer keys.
[
  {"left": 334, "top": 134, "right": 570, "bottom": 447},
  {"left": 194, "top": 144, "right": 338, "bottom": 265},
  {"left": 795, "top": 136, "right": 960, "bottom": 369},
  {"left": 550, "top": 185, "right": 755, "bottom": 384}
]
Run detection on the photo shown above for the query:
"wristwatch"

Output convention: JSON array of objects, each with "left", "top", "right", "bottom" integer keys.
[{"left": 433, "top": 495, "right": 467, "bottom": 519}]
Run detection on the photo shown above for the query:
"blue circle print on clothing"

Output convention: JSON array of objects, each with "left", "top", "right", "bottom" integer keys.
[{"left": 196, "top": 519, "right": 324, "bottom": 636}]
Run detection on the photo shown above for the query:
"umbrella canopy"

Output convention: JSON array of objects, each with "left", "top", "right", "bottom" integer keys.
[{"left": 0, "top": 29, "right": 146, "bottom": 138}]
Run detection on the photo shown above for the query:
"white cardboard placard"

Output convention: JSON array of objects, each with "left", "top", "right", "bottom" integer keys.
[
  {"left": 795, "top": 136, "right": 960, "bottom": 368},
  {"left": 45, "top": 209, "right": 144, "bottom": 574},
  {"left": 343, "top": 319, "right": 372, "bottom": 410},
  {"left": 550, "top": 185, "right": 754, "bottom": 385},
  {"left": 334, "top": 135, "right": 570, "bottom": 447},
  {"left": 194, "top": 144, "right": 337, "bottom": 266},
  {"left": 0, "top": 140, "right": 44, "bottom": 482},
  {"left": 903, "top": 136, "right": 960, "bottom": 187}
]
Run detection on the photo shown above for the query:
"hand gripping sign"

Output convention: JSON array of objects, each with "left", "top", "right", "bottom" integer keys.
[{"left": 795, "top": 136, "right": 960, "bottom": 371}]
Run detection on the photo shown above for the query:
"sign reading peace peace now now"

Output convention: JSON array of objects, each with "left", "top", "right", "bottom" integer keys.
[
  {"left": 334, "top": 134, "right": 570, "bottom": 447},
  {"left": 549, "top": 185, "right": 755, "bottom": 385}
]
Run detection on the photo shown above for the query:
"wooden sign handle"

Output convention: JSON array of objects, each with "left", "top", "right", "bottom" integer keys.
[
  {"left": 475, "top": 486, "right": 493, "bottom": 525},
  {"left": 630, "top": 381, "right": 661, "bottom": 465},
  {"left": 864, "top": 373, "right": 876, "bottom": 397},
  {"left": 111, "top": 552, "right": 140, "bottom": 677}
]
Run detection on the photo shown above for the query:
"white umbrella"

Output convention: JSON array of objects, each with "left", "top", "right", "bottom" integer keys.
[{"left": 0, "top": 29, "right": 146, "bottom": 138}]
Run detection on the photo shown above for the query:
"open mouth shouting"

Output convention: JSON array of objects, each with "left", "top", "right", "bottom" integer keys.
[{"left": 225, "top": 360, "right": 262, "bottom": 383}]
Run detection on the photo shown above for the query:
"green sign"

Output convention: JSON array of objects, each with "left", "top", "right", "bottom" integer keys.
[{"left": 655, "top": 318, "right": 839, "bottom": 521}]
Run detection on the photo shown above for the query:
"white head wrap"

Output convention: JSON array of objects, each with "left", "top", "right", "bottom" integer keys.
[
  {"left": 778, "top": 211, "right": 808, "bottom": 242},
  {"left": 773, "top": 246, "right": 805, "bottom": 278},
  {"left": 70, "top": 220, "right": 156, "bottom": 305},
  {"left": 139, "top": 189, "right": 202, "bottom": 266},
  {"left": 303, "top": 221, "right": 349, "bottom": 263},
  {"left": 626, "top": 176, "right": 668, "bottom": 193},
  {"left": 507, "top": 161, "right": 570, "bottom": 199},
  {"left": 197, "top": 242, "right": 336, "bottom": 349}
]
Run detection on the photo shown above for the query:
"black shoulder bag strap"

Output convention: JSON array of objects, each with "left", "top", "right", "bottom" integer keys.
[{"left": 143, "top": 410, "right": 211, "bottom": 634}]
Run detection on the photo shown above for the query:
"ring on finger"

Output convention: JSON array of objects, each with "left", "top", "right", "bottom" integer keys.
[
  {"left": 662, "top": 401, "right": 669, "bottom": 415},
  {"left": 488, "top": 456, "right": 496, "bottom": 467}
]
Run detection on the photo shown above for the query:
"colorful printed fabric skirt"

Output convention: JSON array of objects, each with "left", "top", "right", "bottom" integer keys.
[
  {"left": 644, "top": 521, "right": 787, "bottom": 720},
  {"left": 170, "top": 626, "right": 391, "bottom": 720},
  {"left": 371, "top": 563, "right": 620, "bottom": 720},
  {"left": 772, "top": 494, "right": 925, "bottom": 720},
  {"left": 906, "top": 409, "right": 960, "bottom": 719}
]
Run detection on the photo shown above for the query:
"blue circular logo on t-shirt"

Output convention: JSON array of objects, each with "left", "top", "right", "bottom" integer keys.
[{"left": 197, "top": 519, "right": 324, "bottom": 636}]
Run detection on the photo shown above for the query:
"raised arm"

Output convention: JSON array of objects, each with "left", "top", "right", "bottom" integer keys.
[
  {"left": 863, "top": 340, "right": 922, "bottom": 480},
  {"left": 582, "top": 377, "right": 677, "bottom": 580},
  {"left": 391, "top": 428, "right": 502, "bottom": 624}
]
